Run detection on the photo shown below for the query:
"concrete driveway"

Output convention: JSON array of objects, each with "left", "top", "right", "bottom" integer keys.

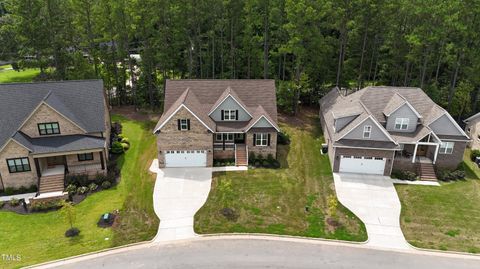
[
  {"left": 150, "top": 160, "right": 212, "bottom": 242},
  {"left": 333, "top": 173, "right": 410, "bottom": 250}
]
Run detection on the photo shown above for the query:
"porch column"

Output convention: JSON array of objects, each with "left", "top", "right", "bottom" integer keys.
[
  {"left": 433, "top": 143, "right": 440, "bottom": 164},
  {"left": 100, "top": 150, "right": 106, "bottom": 170},
  {"left": 412, "top": 143, "right": 418, "bottom": 163}
]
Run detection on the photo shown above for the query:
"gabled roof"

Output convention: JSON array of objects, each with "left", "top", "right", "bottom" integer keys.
[
  {"left": 155, "top": 79, "right": 278, "bottom": 133},
  {"left": 0, "top": 80, "right": 107, "bottom": 151},
  {"left": 245, "top": 105, "right": 280, "bottom": 132}
]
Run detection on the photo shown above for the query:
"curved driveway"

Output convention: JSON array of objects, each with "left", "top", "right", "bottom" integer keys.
[{"left": 150, "top": 161, "right": 212, "bottom": 242}]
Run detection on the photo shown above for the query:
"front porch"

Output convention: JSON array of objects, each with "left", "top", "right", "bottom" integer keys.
[
  {"left": 394, "top": 142, "right": 439, "bottom": 180},
  {"left": 213, "top": 133, "right": 248, "bottom": 166}
]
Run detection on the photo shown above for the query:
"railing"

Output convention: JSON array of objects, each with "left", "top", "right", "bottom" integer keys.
[
  {"left": 213, "top": 143, "right": 235, "bottom": 150},
  {"left": 246, "top": 145, "right": 249, "bottom": 166},
  {"left": 234, "top": 144, "right": 237, "bottom": 166}
]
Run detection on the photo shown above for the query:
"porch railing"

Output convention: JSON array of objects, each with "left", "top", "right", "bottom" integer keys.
[{"left": 234, "top": 144, "right": 237, "bottom": 166}]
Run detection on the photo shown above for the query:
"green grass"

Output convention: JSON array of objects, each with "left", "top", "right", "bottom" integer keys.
[
  {"left": 0, "top": 65, "right": 41, "bottom": 83},
  {"left": 194, "top": 110, "right": 367, "bottom": 241},
  {"left": 395, "top": 149, "right": 480, "bottom": 253},
  {"left": 0, "top": 115, "right": 158, "bottom": 269}
]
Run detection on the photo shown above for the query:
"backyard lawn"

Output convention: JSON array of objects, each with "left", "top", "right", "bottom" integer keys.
[
  {"left": 396, "top": 150, "right": 480, "bottom": 253},
  {"left": 194, "top": 109, "right": 367, "bottom": 242},
  {"left": 0, "top": 65, "right": 41, "bottom": 83},
  {"left": 0, "top": 115, "right": 158, "bottom": 269}
]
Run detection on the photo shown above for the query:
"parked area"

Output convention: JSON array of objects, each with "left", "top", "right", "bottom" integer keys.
[
  {"left": 0, "top": 114, "right": 159, "bottom": 268},
  {"left": 194, "top": 109, "right": 367, "bottom": 241},
  {"left": 395, "top": 150, "right": 480, "bottom": 253}
]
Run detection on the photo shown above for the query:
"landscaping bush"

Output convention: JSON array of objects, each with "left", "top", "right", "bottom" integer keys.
[
  {"left": 9, "top": 198, "right": 20, "bottom": 207},
  {"left": 30, "top": 200, "right": 63, "bottom": 212},
  {"left": 121, "top": 137, "right": 130, "bottom": 144},
  {"left": 471, "top": 149, "right": 480, "bottom": 161},
  {"left": 101, "top": 181, "right": 112, "bottom": 189},
  {"left": 213, "top": 158, "right": 236, "bottom": 167},
  {"left": 65, "top": 184, "right": 77, "bottom": 196},
  {"left": 437, "top": 169, "right": 465, "bottom": 182},
  {"left": 0, "top": 201, "right": 4, "bottom": 208},
  {"left": 220, "top": 207, "right": 239, "bottom": 221},
  {"left": 111, "top": 141, "right": 124, "bottom": 154},
  {"left": 76, "top": 186, "right": 89, "bottom": 195},
  {"left": 65, "top": 227, "right": 80, "bottom": 237},
  {"left": 391, "top": 170, "right": 417, "bottom": 181},
  {"left": 88, "top": 183, "right": 98, "bottom": 192},
  {"left": 1, "top": 184, "right": 37, "bottom": 196},
  {"left": 248, "top": 152, "right": 256, "bottom": 163},
  {"left": 4, "top": 187, "right": 15, "bottom": 196},
  {"left": 121, "top": 142, "right": 130, "bottom": 151},
  {"left": 94, "top": 172, "right": 108, "bottom": 185},
  {"left": 111, "top": 122, "right": 122, "bottom": 138},
  {"left": 66, "top": 174, "right": 89, "bottom": 187},
  {"left": 278, "top": 132, "right": 291, "bottom": 145}
]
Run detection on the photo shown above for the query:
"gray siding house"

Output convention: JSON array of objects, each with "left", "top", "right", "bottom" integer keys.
[{"left": 319, "top": 86, "right": 470, "bottom": 179}]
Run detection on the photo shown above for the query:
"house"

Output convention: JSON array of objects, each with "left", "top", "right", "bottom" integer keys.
[
  {"left": 319, "top": 86, "right": 470, "bottom": 178},
  {"left": 154, "top": 79, "right": 279, "bottom": 168},
  {"left": 464, "top": 112, "right": 480, "bottom": 149},
  {"left": 0, "top": 80, "right": 110, "bottom": 194}
]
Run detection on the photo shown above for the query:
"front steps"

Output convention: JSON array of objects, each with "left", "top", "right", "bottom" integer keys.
[
  {"left": 39, "top": 174, "right": 65, "bottom": 194},
  {"left": 418, "top": 162, "right": 437, "bottom": 181},
  {"left": 235, "top": 144, "right": 248, "bottom": 166}
]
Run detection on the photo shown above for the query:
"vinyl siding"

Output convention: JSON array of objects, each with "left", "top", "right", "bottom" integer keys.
[
  {"left": 334, "top": 115, "right": 357, "bottom": 132},
  {"left": 385, "top": 104, "right": 419, "bottom": 133},
  {"left": 343, "top": 117, "right": 391, "bottom": 141},
  {"left": 210, "top": 96, "right": 251, "bottom": 121},
  {"left": 429, "top": 114, "right": 464, "bottom": 136}
]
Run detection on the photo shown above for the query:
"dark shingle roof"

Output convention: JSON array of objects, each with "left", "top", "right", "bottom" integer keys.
[
  {"left": 0, "top": 80, "right": 106, "bottom": 149},
  {"left": 13, "top": 132, "right": 105, "bottom": 154}
]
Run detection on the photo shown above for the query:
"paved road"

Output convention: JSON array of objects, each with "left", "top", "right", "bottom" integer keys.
[
  {"left": 333, "top": 173, "right": 409, "bottom": 249},
  {"left": 150, "top": 161, "right": 212, "bottom": 242},
  {"left": 44, "top": 237, "right": 480, "bottom": 269}
]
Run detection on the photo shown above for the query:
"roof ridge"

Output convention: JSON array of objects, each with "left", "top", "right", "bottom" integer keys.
[{"left": 0, "top": 79, "right": 103, "bottom": 87}]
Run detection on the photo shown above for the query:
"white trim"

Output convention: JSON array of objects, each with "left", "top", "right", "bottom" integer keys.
[
  {"left": 245, "top": 115, "right": 280, "bottom": 132},
  {"left": 394, "top": 118, "right": 409, "bottom": 130},
  {"left": 385, "top": 101, "right": 422, "bottom": 118},
  {"left": 439, "top": 141, "right": 454, "bottom": 154},
  {"left": 337, "top": 115, "right": 398, "bottom": 145},
  {"left": 433, "top": 144, "right": 439, "bottom": 164},
  {"left": 1, "top": 138, "right": 32, "bottom": 153},
  {"left": 333, "top": 145, "right": 398, "bottom": 151},
  {"left": 208, "top": 93, "right": 253, "bottom": 118},
  {"left": 429, "top": 113, "right": 469, "bottom": 139},
  {"left": 223, "top": 109, "right": 237, "bottom": 121},
  {"left": 179, "top": 119, "right": 188, "bottom": 130},
  {"left": 363, "top": 125, "right": 372, "bottom": 139},
  {"left": 32, "top": 148, "right": 105, "bottom": 158},
  {"left": 255, "top": 133, "right": 268, "bottom": 146},
  {"left": 153, "top": 104, "right": 214, "bottom": 133}
]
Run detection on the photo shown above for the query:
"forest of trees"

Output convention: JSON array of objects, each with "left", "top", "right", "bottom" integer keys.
[{"left": 0, "top": 0, "right": 479, "bottom": 119}]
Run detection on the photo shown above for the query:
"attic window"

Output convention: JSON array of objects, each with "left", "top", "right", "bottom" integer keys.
[
  {"left": 363, "top": 125, "right": 372, "bottom": 139},
  {"left": 38, "top": 122, "right": 60, "bottom": 135},
  {"left": 395, "top": 118, "right": 409, "bottom": 130},
  {"left": 222, "top": 110, "right": 237, "bottom": 121}
]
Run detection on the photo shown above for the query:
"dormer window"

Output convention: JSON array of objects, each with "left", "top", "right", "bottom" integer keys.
[
  {"left": 38, "top": 122, "right": 60, "bottom": 135},
  {"left": 363, "top": 125, "right": 372, "bottom": 139},
  {"left": 395, "top": 118, "right": 409, "bottom": 130},
  {"left": 222, "top": 110, "right": 237, "bottom": 121}
]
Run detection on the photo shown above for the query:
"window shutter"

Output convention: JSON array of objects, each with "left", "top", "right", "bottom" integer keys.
[
  {"left": 253, "top": 134, "right": 257, "bottom": 146},
  {"left": 187, "top": 119, "right": 191, "bottom": 130},
  {"left": 235, "top": 110, "right": 238, "bottom": 120},
  {"left": 267, "top": 134, "right": 271, "bottom": 146},
  {"left": 221, "top": 110, "right": 224, "bottom": 120},
  {"left": 177, "top": 119, "right": 181, "bottom": 130}
]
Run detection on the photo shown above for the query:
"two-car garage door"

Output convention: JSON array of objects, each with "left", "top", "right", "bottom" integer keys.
[
  {"left": 339, "top": 155, "right": 386, "bottom": 175},
  {"left": 164, "top": 150, "right": 207, "bottom": 167}
]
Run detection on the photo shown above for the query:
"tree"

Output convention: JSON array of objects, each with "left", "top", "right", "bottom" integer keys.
[{"left": 60, "top": 201, "right": 79, "bottom": 237}]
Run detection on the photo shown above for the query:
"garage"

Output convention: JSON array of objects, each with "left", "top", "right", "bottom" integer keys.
[
  {"left": 339, "top": 155, "right": 386, "bottom": 175},
  {"left": 164, "top": 150, "right": 207, "bottom": 167}
]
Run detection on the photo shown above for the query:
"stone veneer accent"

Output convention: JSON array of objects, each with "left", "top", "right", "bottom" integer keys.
[
  {"left": 0, "top": 140, "right": 37, "bottom": 189},
  {"left": 20, "top": 103, "right": 85, "bottom": 138},
  {"left": 156, "top": 107, "right": 213, "bottom": 167},
  {"left": 333, "top": 147, "right": 395, "bottom": 176}
]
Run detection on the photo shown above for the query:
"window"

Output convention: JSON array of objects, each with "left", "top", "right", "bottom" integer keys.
[
  {"left": 363, "top": 125, "right": 372, "bottom": 139},
  {"left": 180, "top": 119, "right": 188, "bottom": 130},
  {"left": 215, "top": 133, "right": 223, "bottom": 141},
  {"left": 223, "top": 110, "right": 237, "bottom": 121},
  {"left": 255, "top": 133, "right": 268, "bottom": 146},
  {"left": 439, "top": 142, "right": 454, "bottom": 154},
  {"left": 224, "top": 133, "right": 234, "bottom": 141},
  {"left": 78, "top": 153, "right": 94, "bottom": 161},
  {"left": 394, "top": 118, "right": 409, "bottom": 130},
  {"left": 38, "top": 122, "right": 60, "bottom": 135},
  {"left": 7, "top": 157, "right": 31, "bottom": 173}
]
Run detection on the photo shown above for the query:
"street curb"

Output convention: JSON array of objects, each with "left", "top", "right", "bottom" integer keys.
[{"left": 405, "top": 240, "right": 480, "bottom": 258}]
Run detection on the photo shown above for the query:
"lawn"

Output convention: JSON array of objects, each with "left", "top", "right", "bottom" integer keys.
[
  {"left": 194, "top": 109, "right": 367, "bottom": 242},
  {"left": 0, "top": 115, "right": 158, "bottom": 269},
  {"left": 0, "top": 65, "right": 41, "bottom": 83},
  {"left": 395, "top": 149, "right": 480, "bottom": 253}
]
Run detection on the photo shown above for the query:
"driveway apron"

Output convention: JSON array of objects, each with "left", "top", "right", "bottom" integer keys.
[
  {"left": 152, "top": 167, "right": 212, "bottom": 242},
  {"left": 333, "top": 173, "right": 411, "bottom": 250}
]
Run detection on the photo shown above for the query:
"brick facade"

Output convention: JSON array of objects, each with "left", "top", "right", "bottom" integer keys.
[
  {"left": 246, "top": 131, "right": 277, "bottom": 158},
  {"left": 0, "top": 140, "right": 37, "bottom": 189},
  {"left": 156, "top": 107, "right": 213, "bottom": 168},
  {"left": 20, "top": 104, "right": 85, "bottom": 138},
  {"left": 435, "top": 141, "right": 467, "bottom": 170},
  {"left": 333, "top": 147, "right": 395, "bottom": 176}
]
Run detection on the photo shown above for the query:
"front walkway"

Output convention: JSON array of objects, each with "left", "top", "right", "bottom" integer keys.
[
  {"left": 149, "top": 160, "right": 212, "bottom": 242},
  {"left": 333, "top": 173, "right": 411, "bottom": 250}
]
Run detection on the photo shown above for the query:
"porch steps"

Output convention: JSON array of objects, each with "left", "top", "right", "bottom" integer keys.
[
  {"left": 39, "top": 174, "right": 65, "bottom": 194},
  {"left": 418, "top": 162, "right": 437, "bottom": 181},
  {"left": 235, "top": 144, "right": 248, "bottom": 166}
]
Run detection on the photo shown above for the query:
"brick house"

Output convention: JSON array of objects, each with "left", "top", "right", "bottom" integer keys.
[
  {"left": 319, "top": 86, "right": 470, "bottom": 179},
  {"left": 464, "top": 112, "right": 480, "bottom": 150},
  {"left": 0, "top": 80, "right": 110, "bottom": 195},
  {"left": 154, "top": 80, "right": 279, "bottom": 168}
]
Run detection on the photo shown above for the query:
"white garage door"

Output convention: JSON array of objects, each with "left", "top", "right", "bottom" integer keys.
[
  {"left": 339, "top": 155, "right": 386, "bottom": 175},
  {"left": 165, "top": 150, "right": 207, "bottom": 167}
]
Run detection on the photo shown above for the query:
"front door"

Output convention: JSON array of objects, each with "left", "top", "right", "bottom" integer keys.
[
  {"left": 416, "top": 145, "right": 427, "bottom": 156},
  {"left": 234, "top": 133, "right": 245, "bottom": 144},
  {"left": 46, "top": 156, "right": 64, "bottom": 167}
]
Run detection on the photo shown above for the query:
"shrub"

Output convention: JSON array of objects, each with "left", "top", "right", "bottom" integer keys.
[
  {"left": 65, "top": 227, "right": 80, "bottom": 237},
  {"left": 88, "top": 183, "right": 98, "bottom": 192},
  {"left": 65, "top": 184, "right": 77, "bottom": 195},
  {"left": 262, "top": 160, "right": 271, "bottom": 168},
  {"left": 121, "top": 137, "right": 130, "bottom": 144},
  {"left": 471, "top": 149, "right": 480, "bottom": 161},
  {"left": 248, "top": 152, "right": 256, "bottom": 164},
  {"left": 4, "top": 187, "right": 15, "bottom": 196},
  {"left": 66, "top": 174, "right": 89, "bottom": 187},
  {"left": 94, "top": 173, "right": 108, "bottom": 185},
  {"left": 117, "top": 133, "right": 125, "bottom": 140},
  {"left": 327, "top": 194, "right": 338, "bottom": 219},
  {"left": 437, "top": 169, "right": 465, "bottom": 181},
  {"left": 76, "top": 186, "right": 89, "bottom": 195},
  {"left": 101, "top": 181, "right": 112, "bottom": 189},
  {"left": 0, "top": 201, "right": 4, "bottom": 208},
  {"left": 121, "top": 142, "right": 130, "bottom": 151},
  {"left": 30, "top": 200, "right": 63, "bottom": 212},
  {"left": 27, "top": 184, "right": 38, "bottom": 193},
  {"left": 111, "top": 122, "right": 122, "bottom": 136},
  {"left": 270, "top": 159, "right": 281, "bottom": 169},
  {"left": 111, "top": 141, "right": 124, "bottom": 154},
  {"left": 257, "top": 154, "right": 264, "bottom": 161},
  {"left": 391, "top": 170, "right": 417, "bottom": 181},
  {"left": 278, "top": 132, "right": 291, "bottom": 145},
  {"left": 9, "top": 198, "right": 20, "bottom": 207}
]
